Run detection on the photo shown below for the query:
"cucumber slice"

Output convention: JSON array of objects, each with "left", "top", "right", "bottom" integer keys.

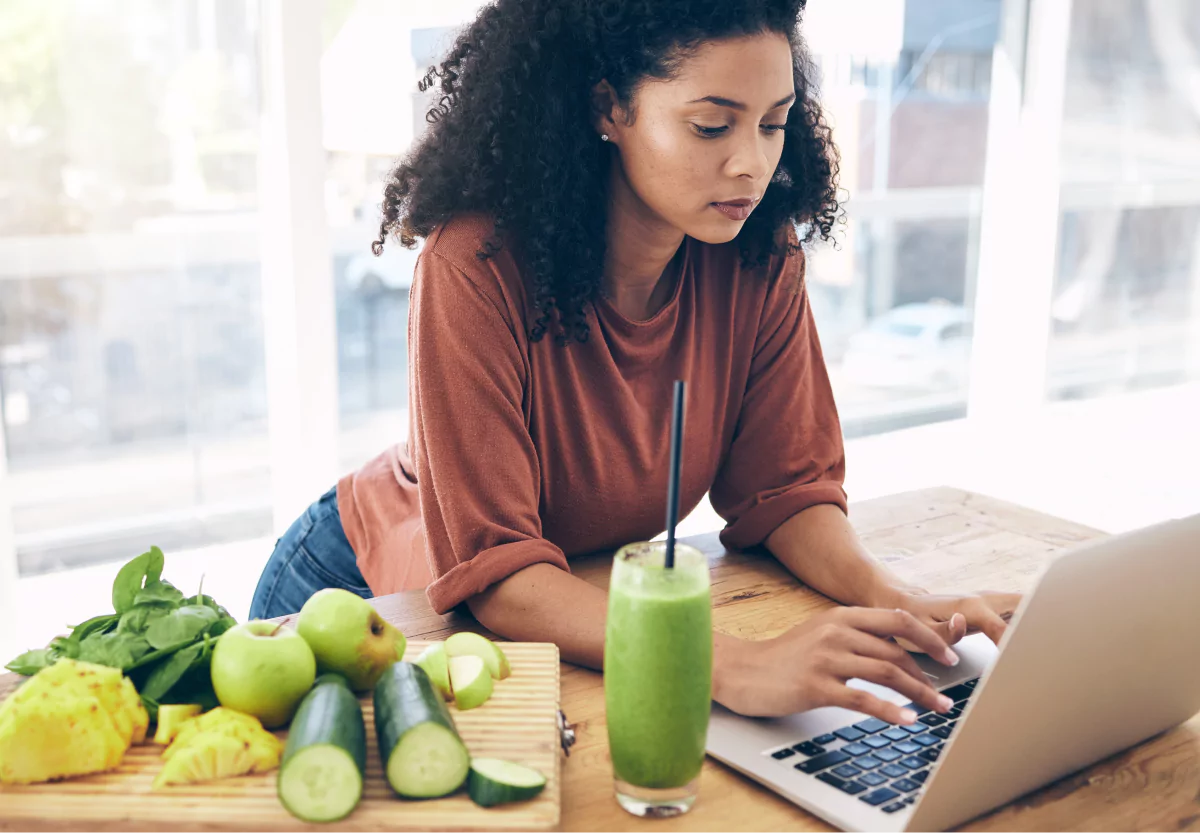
[
  {"left": 277, "top": 674, "right": 366, "bottom": 822},
  {"left": 467, "top": 758, "right": 547, "bottom": 807},
  {"left": 374, "top": 662, "right": 470, "bottom": 799}
]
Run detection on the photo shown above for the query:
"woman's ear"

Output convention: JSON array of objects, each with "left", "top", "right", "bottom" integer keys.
[{"left": 591, "top": 79, "right": 623, "bottom": 143}]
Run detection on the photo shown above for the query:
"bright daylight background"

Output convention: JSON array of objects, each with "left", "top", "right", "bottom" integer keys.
[{"left": 1, "top": 0, "right": 1198, "bottom": 662}]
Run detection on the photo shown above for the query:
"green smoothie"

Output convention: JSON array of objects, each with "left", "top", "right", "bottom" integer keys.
[{"left": 604, "top": 542, "right": 712, "bottom": 790}]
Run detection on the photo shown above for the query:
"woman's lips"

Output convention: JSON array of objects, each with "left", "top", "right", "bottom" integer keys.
[{"left": 711, "top": 201, "right": 753, "bottom": 221}]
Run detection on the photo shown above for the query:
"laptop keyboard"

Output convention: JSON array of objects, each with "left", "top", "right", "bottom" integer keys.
[{"left": 765, "top": 677, "right": 979, "bottom": 815}]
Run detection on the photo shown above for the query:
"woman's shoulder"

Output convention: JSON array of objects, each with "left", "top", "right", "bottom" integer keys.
[{"left": 416, "top": 211, "right": 532, "bottom": 336}]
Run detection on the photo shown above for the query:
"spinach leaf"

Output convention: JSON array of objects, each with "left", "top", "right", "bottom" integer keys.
[
  {"left": 4, "top": 648, "right": 56, "bottom": 676},
  {"left": 112, "top": 547, "right": 166, "bottom": 613},
  {"left": 116, "top": 604, "right": 171, "bottom": 635},
  {"left": 68, "top": 613, "right": 121, "bottom": 642},
  {"left": 139, "top": 641, "right": 205, "bottom": 703},
  {"left": 145, "top": 605, "right": 218, "bottom": 650},
  {"left": 133, "top": 579, "right": 184, "bottom": 608},
  {"left": 77, "top": 632, "right": 139, "bottom": 669}
]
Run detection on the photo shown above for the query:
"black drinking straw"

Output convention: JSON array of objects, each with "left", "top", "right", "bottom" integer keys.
[{"left": 664, "top": 379, "right": 686, "bottom": 569}]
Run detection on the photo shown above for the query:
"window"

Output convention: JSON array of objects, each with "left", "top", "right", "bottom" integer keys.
[
  {"left": 1047, "top": 0, "right": 1200, "bottom": 400},
  {"left": 0, "top": 0, "right": 269, "bottom": 576}
]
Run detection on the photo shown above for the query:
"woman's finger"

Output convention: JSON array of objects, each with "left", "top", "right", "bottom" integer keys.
[
  {"left": 829, "top": 655, "right": 949, "bottom": 717},
  {"left": 818, "top": 681, "right": 924, "bottom": 727},
  {"left": 840, "top": 607, "right": 958, "bottom": 665},
  {"left": 841, "top": 629, "right": 950, "bottom": 705}
]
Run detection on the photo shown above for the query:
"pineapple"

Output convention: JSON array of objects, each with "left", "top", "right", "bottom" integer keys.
[
  {"left": 153, "top": 734, "right": 257, "bottom": 789},
  {"left": 0, "top": 688, "right": 125, "bottom": 784},
  {"left": 9, "top": 659, "right": 148, "bottom": 748},
  {"left": 158, "top": 707, "right": 283, "bottom": 785},
  {"left": 153, "top": 704, "right": 204, "bottom": 745},
  {"left": 0, "top": 659, "right": 146, "bottom": 784}
]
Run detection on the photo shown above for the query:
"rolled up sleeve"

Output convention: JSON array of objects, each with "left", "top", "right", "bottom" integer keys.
[{"left": 409, "top": 253, "right": 570, "bottom": 614}]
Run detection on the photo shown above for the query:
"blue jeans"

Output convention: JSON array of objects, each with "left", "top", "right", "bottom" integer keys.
[{"left": 248, "top": 486, "right": 373, "bottom": 620}]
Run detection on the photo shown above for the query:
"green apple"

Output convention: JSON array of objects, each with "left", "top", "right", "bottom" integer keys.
[
  {"left": 296, "top": 588, "right": 407, "bottom": 692},
  {"left": 445, "top": 632, "right": 511, "bottom": 680},
  {"left": 210, "top": 621, "right": 316, "bottom": 728},
  {"left": 415, "top": 642, "right": 452, "bottom": 700},
  {"left": 449, "top": 655, "right": 493, "bottom": 711}
]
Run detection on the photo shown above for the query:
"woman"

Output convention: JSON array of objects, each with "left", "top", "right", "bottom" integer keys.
[{"left": 250, "top": 0, "right": 1021, "bottom": 724}]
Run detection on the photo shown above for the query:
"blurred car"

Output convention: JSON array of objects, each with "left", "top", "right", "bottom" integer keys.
[{"left": 841, "top": 301, "right": 973, "bottom": 391}]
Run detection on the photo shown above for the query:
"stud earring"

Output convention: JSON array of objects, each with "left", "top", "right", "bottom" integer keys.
[{"left": 601, "top": 134, "right": 609, "bottom": 141}]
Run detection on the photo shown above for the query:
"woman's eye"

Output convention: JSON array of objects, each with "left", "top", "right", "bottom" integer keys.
[{"left": 692, "top": 124, "right": 787, "bottom": 138}]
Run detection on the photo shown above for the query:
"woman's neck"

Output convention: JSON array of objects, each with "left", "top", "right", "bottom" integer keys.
[{"left": 602, "top": 162, "right": 685, "bottom": 321}]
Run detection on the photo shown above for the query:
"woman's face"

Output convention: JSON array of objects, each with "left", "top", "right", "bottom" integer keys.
[{"left": 603, "top": 31, "right": 796, "bottom": 245}]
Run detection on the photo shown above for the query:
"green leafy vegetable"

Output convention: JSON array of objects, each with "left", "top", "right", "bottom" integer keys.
[
  {"left": 112, "top": 546, "right": 166, "bottom": 613},
  {"left": 3, "top": 546, "right": 238, "bottom": 716},
  {"left": 145, "top": 605, "right": 219, "bottom": 650}
]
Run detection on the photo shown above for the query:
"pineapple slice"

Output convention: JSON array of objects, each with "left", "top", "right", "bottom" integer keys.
[
  {"left": 152, "top": 733, "right": 257, "bottom": 789},
  {"left": 163, "top": 707, "right": 283, "bottom": 774},
  {"left": 0, "top": 688, "right": 125, "bottom": 784},
  {"left": 9, "top": 660, "right": 147, "bottom": 748},
  {"left": 154, "top": 704, "right": 204, "bottom": 745}
]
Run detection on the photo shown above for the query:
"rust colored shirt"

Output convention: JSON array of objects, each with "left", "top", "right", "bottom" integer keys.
[{"left": 337, "top": 213, "right": 847, "bottom": 615}]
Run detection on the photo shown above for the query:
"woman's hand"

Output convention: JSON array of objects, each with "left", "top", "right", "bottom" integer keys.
[
  {"left": 714, "top": 607, "right": 961, "bottom": 723},
  {"left": 885, "top": 589, "right": 1023, "bottom": 652}
]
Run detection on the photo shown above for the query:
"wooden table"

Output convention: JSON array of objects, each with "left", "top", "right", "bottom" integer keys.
[
  {"left": 6, "top": 487, "right": 1200, "bottom": 830},
  {"left": 353, "top": 487, "right": 1200, "bottom": 831}
]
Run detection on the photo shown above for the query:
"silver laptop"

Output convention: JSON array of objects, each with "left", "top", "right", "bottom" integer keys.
[{"left": 707, "top": 512, "right": 1200, "bottom": 831}]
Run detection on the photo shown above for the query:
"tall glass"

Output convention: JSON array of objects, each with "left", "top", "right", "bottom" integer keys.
[{"left": 604, "top": 541, "right": 712, "bottom": 818}]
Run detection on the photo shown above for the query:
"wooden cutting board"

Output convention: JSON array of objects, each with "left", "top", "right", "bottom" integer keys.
[{"left": 0, "top": 641, "right": 561, "bottom": 832}]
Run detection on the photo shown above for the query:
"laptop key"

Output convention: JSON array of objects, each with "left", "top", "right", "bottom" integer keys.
[
  {"left": 860, "top": 787, "right": 901, "bottom": 806},
  {"left": 940, "top": 683, "right": 975, "bottom": 702},
  {"left": 931, "top": 725, "right": 954, "bottom": 740},
  {"left": 964, "top": 678, "right": 978, "bottom": 689},
  {"left": 817, "top": 772, "right": 867, "bottom": 795},
  {"left": 853, "top": 755, "right": 883, "bottom": 770},
  {"left": 893, "top": 740, "right": 921, "bottom": 754},
  {"left": 882, "top": 802, "right": 906, "bottom": 814},
  {"left": 882, "top": 728, "right": 911, "bottom": 742},
  {"left": 880, "top": 764, "right": 909, "bottom": 778},
  {"left": 859, "top": 772, "right": 889, "bottom": 787},
  {"left": 813, "top": 733, "right": 838, "bottom": 745},
  {"left": 873, "top": 748, "right": 903, "bottom": 763},
  {"left": 771, "top": 748, "right": 796, "bottom": 760},
  {"left": 795, "top": 750, "right": 852, "bottom": 774},
  {"left": 832, "top": 764, "right": 862, "bottom": 779},
  {"left": 891, "top": 778, "right": 921, "bottom": 793},
  {"left": 913, "top": 769, "right": 931, "bottom": 783},
  {"left": 899, "top": 701, "right": 930, "bottom": 717},
  {"left": 918, "top": 714, "right": 947, "bottom": 726},
  {"left": 863, "top": 735, "right": 892, "bottom": 749},
  {"left": 792, "top": 741, "right": 827, "bottom": 756},
  {"left": 945, "top": 706, "right": 963, "bottom": 719},
  {"left": 833, "top": 726, "right": 866, "bottom": 742},
  {"left": 852, "top": 718, "right": 891, "bottom": 734},
  {"left": 841, "top": 743, "right": 872, "bottom": 757},
  {"left": 903, "top": 795, "right": 918, "bottom": 804},
  {"left": 912, "top": 733, "right": 940, "bottom": 747},
  {"left": 901, "top": 756, "right": 926, "bottom": 770},
  {"left": 918, "top": 748, "right": 941, "bottom": 763},
  {"left": 901, "top": 723, "right": 927, "bottom": 734}
]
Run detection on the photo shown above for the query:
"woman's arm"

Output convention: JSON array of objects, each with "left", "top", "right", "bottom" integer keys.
[
  {"left": 467, "top": 561, "right": 958, "bottom": 723},
  {"left": 765, "top": 504, "right": 1019, "bottom": 648}
]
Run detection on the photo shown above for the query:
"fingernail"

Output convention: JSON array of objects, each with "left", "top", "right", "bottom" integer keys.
[
  {"left": 938, "top": 695, "right": 953, "bottom": 710},
  {"left": 943, "top": 649, "right": 960, "bottom": 666},
  {"left": 899, "top": 708, "right": 918, "bottom": 723}
]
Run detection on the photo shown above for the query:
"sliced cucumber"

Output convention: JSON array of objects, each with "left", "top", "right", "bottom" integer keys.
[
  {"left": 278, "top": 673, "right": 366, "bottom": 822},
  {"left": 374, "top": 662, "right": 470, "bottom": 799},
  {"left": 467, "top": 758, "right": 547, "bottom": 807}
]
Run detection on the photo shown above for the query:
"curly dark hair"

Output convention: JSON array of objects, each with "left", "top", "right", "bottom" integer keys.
[{"left": 373, "top": 0, "right": 842, "bottom": 345}]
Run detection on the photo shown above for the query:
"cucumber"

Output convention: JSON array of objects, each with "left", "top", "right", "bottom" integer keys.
[
  {"left": 374, "top": 662, "right": 470, "bottom": 799},
  {"left": 277, "top": 673, "right": 367, "bottom": 823},
  {"left": 467, "top": 758, "right": 547, "bottom": 807}
]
